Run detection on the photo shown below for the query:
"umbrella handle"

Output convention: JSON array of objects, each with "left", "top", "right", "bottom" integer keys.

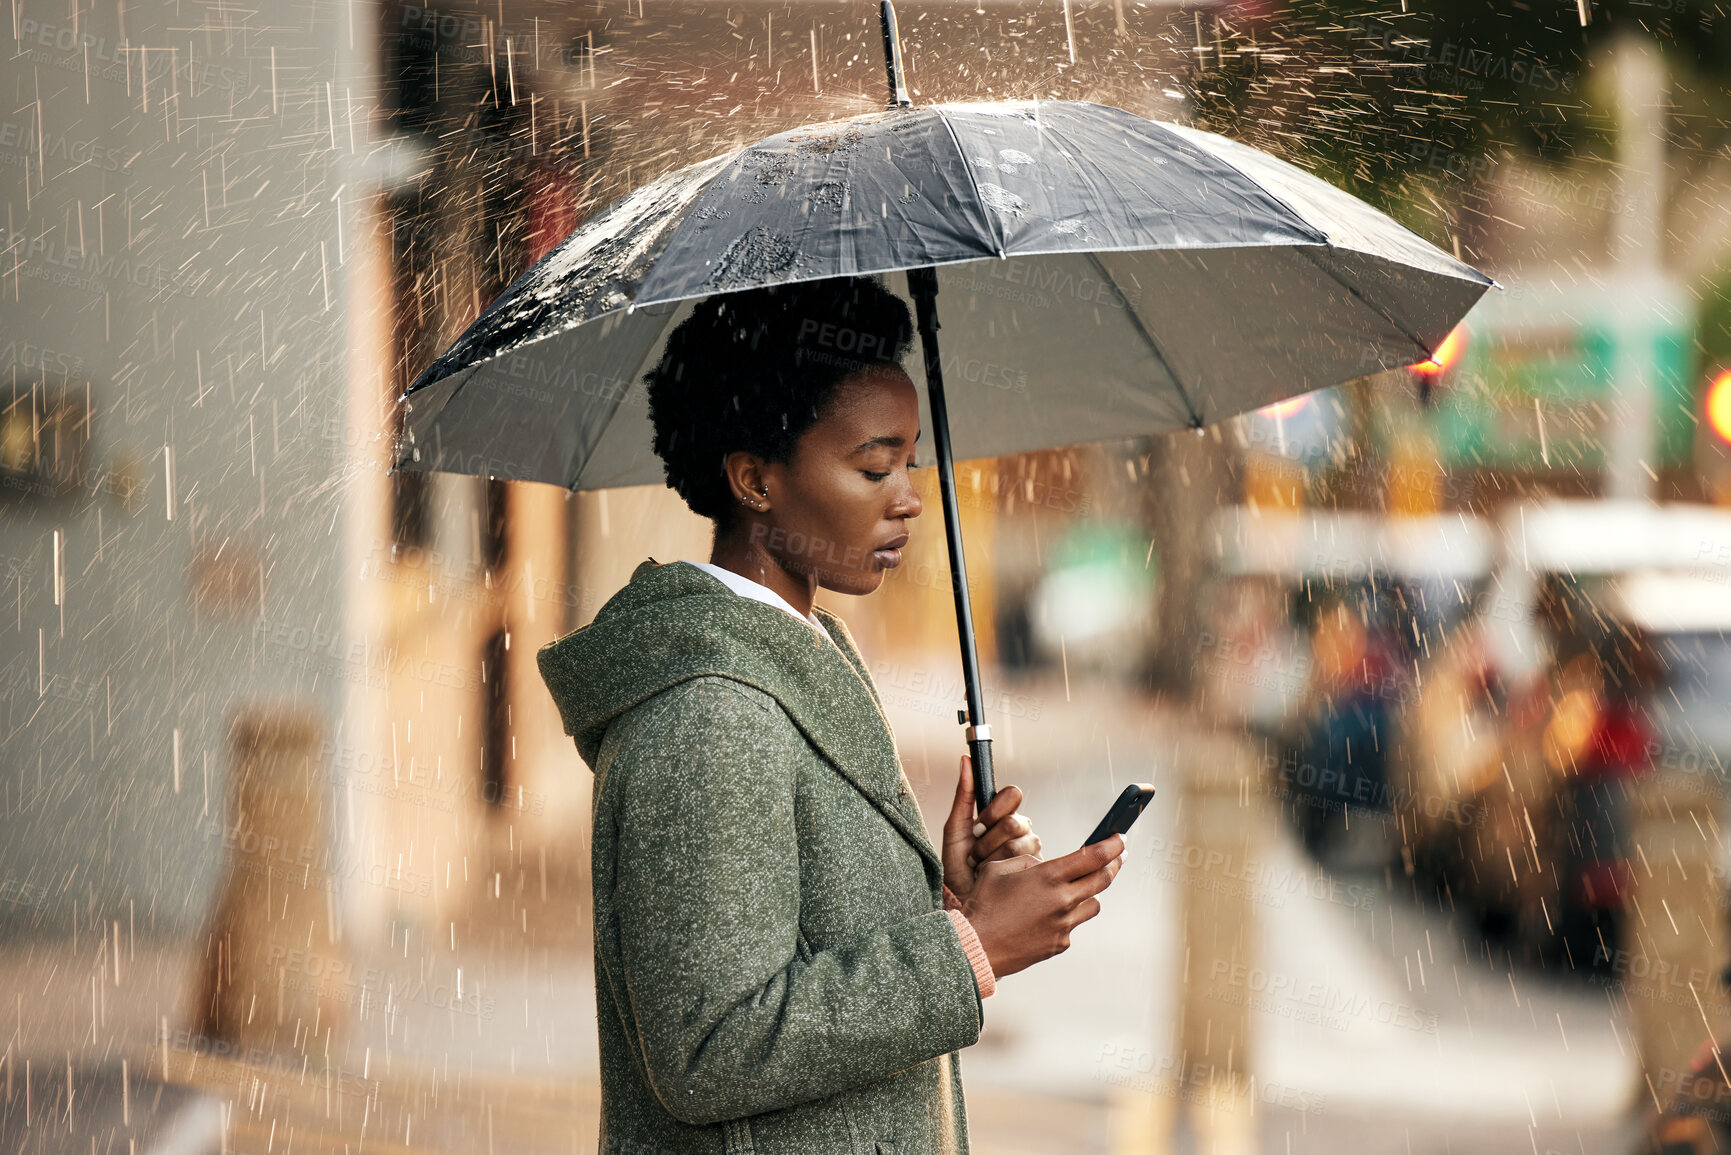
[{"left": 968, "top": 732, "right": 996, "bottom": 813}]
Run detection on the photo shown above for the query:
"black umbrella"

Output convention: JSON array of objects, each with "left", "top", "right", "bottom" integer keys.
[{"left": 393, "top": 2, "right": 1493, "bottom": 808}]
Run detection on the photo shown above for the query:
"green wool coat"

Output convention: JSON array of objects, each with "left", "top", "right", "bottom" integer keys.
[{"left": 537, "top": 558, "right": 984, "bottom": 1155}]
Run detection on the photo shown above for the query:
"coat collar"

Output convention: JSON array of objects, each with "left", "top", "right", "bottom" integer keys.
[{"left": 537, "top": 559, "right": 942, "bottom": 878}]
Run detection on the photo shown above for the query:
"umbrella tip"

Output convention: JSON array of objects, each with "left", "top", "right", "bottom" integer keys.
[{"left": 880, "top": 1, "right": 912, "bottom": 109}]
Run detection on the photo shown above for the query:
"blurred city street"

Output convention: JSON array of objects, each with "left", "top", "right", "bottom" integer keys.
[{"left": 4, "top": 0, "right": 1731, "bottom": 1151}]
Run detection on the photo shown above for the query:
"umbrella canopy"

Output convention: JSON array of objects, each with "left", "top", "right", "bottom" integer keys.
[
  {"left": 394, "top": 100, "right": 1493, "bottom": 488},
  {"left": 392, "top": 18, "right": 1492, "bottom": 807}
]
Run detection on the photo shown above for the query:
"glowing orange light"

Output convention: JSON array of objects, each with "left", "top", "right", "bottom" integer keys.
[
  {"left": 1411, "top": 324, "right": 1467, "bottom": 377},
  {"left": 1256, "top": 394, "right": 1313, "bottom": 420},
  {"left": 1707, "top": 370, "right": 1731, "bottom": 445}
]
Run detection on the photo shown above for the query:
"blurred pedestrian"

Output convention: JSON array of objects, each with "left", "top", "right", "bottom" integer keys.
[
  {"left": 1546, "top": 637, "right": 1655, "bottom": 966},
  {"left": 1287, "top": 591, "right": 1403, "bottom": 863}
]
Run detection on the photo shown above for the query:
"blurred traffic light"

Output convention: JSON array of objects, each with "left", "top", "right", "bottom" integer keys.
[
  {"left": 1707, "top": 369, "right": 1731, "bottom": 445},
  {"left": 1410, "top": 324, "right": 1467, "bottom": 406}
]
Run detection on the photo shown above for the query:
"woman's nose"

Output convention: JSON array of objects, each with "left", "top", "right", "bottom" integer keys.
[{"left": 894, "top": 479, "right": 922, "bottom": 519}]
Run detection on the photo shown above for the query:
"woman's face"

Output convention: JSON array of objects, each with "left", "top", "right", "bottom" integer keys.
[{"left": 746, "top": 363, "right": 924, "bottom": 597}]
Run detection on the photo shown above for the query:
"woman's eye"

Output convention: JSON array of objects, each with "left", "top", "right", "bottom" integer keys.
[{"left": 862, "top": 470, "right": 890, "bottom": 482}]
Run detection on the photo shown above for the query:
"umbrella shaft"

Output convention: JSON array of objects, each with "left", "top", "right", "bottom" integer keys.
[{"left": 908, "top": 267, "right": 996, "bottom": 809}]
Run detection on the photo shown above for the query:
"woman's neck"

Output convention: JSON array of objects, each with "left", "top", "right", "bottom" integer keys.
[{"left": 709, "top": 530, "right": 817, "bottom": 619}]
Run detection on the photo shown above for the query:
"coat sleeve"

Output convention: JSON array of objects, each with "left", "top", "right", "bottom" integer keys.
[{"left": 606, "top": 675, "right": 983, "bottom": 1126}]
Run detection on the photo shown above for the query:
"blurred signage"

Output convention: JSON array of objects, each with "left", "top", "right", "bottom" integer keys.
[{"left": 1430, "top": 273, "right": 1694, "bottom": 471}]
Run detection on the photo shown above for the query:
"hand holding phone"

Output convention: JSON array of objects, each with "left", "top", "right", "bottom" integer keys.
[{"left": 1083, "top": 783, "right": 1156, "bottom": 848}]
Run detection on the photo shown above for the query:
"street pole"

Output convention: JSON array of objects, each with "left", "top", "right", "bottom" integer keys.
[{"left": 1606, "top": 31, "right": 1666, "bottom": 502}]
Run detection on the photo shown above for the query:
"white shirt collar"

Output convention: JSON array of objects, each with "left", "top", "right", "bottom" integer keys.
[{"left": 682, "top": 561, "right": 832, "bottom": 644}]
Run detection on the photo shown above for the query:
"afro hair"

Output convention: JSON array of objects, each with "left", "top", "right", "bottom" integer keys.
[{"left": 646, "top": 276, "right": 916, "bottom": 523}]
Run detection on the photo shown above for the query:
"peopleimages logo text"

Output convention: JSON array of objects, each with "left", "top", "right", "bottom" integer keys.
[
  {"left": 0, "top": 121, "right": 129, "bottom": 172},
  {"left": 13, "top": 20, "right": 245, "bottom": 96},
  {"left": 0, "top": 229, "right": 209, "bottom": 297}
]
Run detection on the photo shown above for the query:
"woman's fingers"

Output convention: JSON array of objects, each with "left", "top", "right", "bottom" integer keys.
[
  {"left": 972, "top": 784, "right": 1038, "bottom": 863},
  {"left": 1065, "top": 897, "right": 1103, "bottom": 929},
  {"left": 944, "top": 753, "right": 975, "bottom": 841},
  {"left": 976, "top": 853, "right": 1042, "bottom": 879},
  {"left": 1043, "top": 835, "right": 1125, "bottom": 882},
  {"left": 1059, "top": 879, "right": 1098, "bottom": 911},
  {"left": 1053, "top": 847, "right": 1125, "bottom": 912},
  {"left": 974, "top": 783, "right": 1023, "bottom": 831},
  {"left": 974, "top": 812, "right": 1035, "bottom": 861},
  {"left": 1066, "top": 857, "right": 1123, "bottom": 903}
]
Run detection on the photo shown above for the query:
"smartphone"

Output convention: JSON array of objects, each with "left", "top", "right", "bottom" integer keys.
[{"left": 1082, "top": 783, "right": 1156, "bottom": 848}]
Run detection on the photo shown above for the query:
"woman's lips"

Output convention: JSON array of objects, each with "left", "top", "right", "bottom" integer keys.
[{"left": 873, "top": 533, "right": 909, "bottom": 570}]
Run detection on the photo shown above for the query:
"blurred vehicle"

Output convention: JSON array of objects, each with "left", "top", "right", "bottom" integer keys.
[
  {"left": 1613, "top": 570, "right": 1731, "bottom": 786},
  {"left": 1392, "top": 613, "right": 1554, "bottom": 943},
  {"left": 1210, "top": 499, "right": 1731, "bottom": 965},
  {"left": 1443, "top": 502, "right": 1731, "bottom": 965},
  {"left": 1399, "top": 577, "right": 1665, "bottom": 956},
  {"left": 1541, "top": 610, "right": 1662, "bottom": 968},
  {"left": 1207, "top": 507, "right": 1494, "bottom": 867}
]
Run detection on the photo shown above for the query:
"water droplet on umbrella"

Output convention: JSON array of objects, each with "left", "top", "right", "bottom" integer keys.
[{"left": 977, "top": 182, "right": 1026, "bottom": 218}]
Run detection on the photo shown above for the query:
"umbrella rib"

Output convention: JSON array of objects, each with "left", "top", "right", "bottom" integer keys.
[
  {"left": 1151, "top": 119, "right": 1471, "bottom": 356},
  {"left": 934, "top": 108, "right": 1007, "bottom": 258},
  {"left": 1292, "top": 245, "right": 1437, "bottom": 362},
  {"left": 1086, "top": 251, "right": 1202, "bottom": 429}
]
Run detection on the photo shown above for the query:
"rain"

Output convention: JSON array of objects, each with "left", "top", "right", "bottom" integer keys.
[{"left": 1, "top": 0, "right": 1729, "bottom": 1153}]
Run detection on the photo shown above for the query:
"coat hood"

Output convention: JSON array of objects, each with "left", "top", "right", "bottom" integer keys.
[
  {"left": 537, "top": 559, "right": 818, "bottom": 764},
  {"left": 540, "top": 557, "right": 948, "bottom": 865},
  {"left": 536, "top": 558, "right": 939, "bottom": 867}
]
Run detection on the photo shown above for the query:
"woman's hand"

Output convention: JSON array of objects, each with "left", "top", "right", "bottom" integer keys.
[
  {"left": 959, "top": 836, "right": 1126, "bottom": 978},
  {"left": 942, "top": 754, "right": 1041, "bottom": 901}
]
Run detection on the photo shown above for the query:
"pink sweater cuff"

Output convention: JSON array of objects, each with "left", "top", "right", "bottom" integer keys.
[{"left": 943, "top": 908, "right": 996, "bottom": 999}]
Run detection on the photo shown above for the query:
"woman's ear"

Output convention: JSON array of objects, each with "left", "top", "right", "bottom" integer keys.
[{"left": 723, "top": 450, "right": 771, "bottom": 512}]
